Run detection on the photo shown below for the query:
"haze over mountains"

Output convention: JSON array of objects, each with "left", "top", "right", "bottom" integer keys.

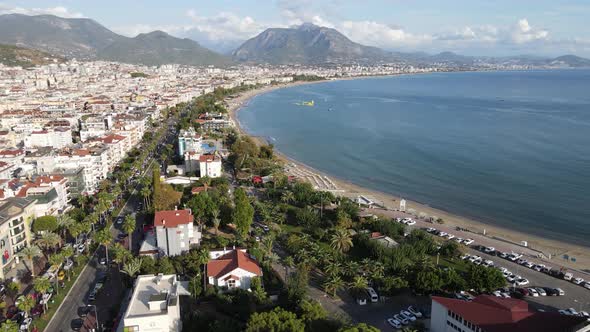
[{"left": 0, "top": 13, "right": 589, "bottom": 68}]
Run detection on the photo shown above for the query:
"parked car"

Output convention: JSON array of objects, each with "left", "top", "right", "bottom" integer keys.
[
  {"left": 527, "top": 288, "right": 539, "bottom": 297},
  {"left": 516, "top": 278, "right": 529, "bottom": 286},
  {"left": 71, "top": 318, "right": 84, "bottom": 331},
  {"left": 400, "top": 310, "right": 416, "bottom": 322},
  {"left": 393, "top": 314, "right": 408, "bottom": 325},
  {"left": 555, "top": 288, "right": 565, "bottom": 296},
  {"left": 573, "top": 278, "right": 585, "bottom": 285},
  {"left": 77, "top": 244, "right": 85, "bottom": 253},
  {"left": 563, "top": 272, "right": 573, "bottom": 281},
  {"left": 483, "top": 246, "right": 496, "bottom": 254},
  {"left": 534, "top": 287, "right": 546, "bottom": 296},
  {"left": 387, "top": 318, "right": 402, "bottom": 329},
  {"left": 463, "top": 238, "right": 474, "bottom": 245},
  {"left": 408, "top": 306, "right": 422, "bottom": 318},
  {"left": 584, "top": 282, "right": 590, "bottom": 290}
]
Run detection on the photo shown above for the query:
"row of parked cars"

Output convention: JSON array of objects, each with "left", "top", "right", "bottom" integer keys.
[
  {"left": 558, "top": 308, "right": 590, "bottom": 321},
  {"left": 425, "top": 227, "right": 474, "bottom": 245},
  {"left": 387, "top": 306, "right": 423, "bottom": 329},
  {"left": 479, "top": 246, "right": 590, "bottom": 291}
]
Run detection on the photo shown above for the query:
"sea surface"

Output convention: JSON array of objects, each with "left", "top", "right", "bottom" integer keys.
[{"left": 238, "top": 70, "right": 590, "bottom": 247}]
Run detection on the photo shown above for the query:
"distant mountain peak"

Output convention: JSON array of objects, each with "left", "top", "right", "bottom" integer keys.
[{"left": 296, "top": 22, "right": 321, "bottom": 31}]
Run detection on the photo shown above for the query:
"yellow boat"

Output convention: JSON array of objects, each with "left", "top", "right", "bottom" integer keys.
[{"left": 295, "top": 100, "right": 315, "bottom": 106}]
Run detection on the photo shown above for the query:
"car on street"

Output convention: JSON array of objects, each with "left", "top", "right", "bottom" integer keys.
[
  {"left": 516, "top": 278, "right": 529, "bottom": 286},
  {"left": 116, "top": 216, "right": 123, "bottom": 224},
  {"left": 584, "top": 282, "right": 590, "bottom": 290},
  {"left": 527, "top": 288, "right": 539, "bottom": 297},
  {"left": 524, "top": 261, "right": 535, "bottom": 269},
  {"left": 462, "top": 238, "right": 474, "bottom": 245},
  {"left": 483, "top": 246, "right": 495, "bottom": 254},
  {"left": 63, "top": 259, "right": 74, "bottom": 270},
  {"left": 71, "top": 318, "right": 84, "bottom": 331},
  {"left": 78, "top": 306, "right": 92, "bottom": 318},
  {"left": 534, "top": 287, "right": 546, "bottom": 296},
  {"left": 573, "top": 277, "right": 585, "bottom": 285},
  {"left": 77, "top": 244, "right": 85, "bottom": 253},
  {"left": 387, "top": 318, "right": 402, "bottom": 329},
  {"left": 20, "top": 317, "right": 32, "bottom": 331}
]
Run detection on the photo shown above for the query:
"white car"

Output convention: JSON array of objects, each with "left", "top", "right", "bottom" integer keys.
[
  {"left": 400, "top": 310, "right": 416, "bottom": 322},
  {"left": 500, "top": 292, "right": 511, "bottom": 298},
  {"left": 499, "top": 252, "right": 509, "bottom": 258},
  {"left": 535, "top": 287, "right": 546, "bottom": 296},
  {"left": 484, "top": 246, "right": 495, "bottom": 254},
  {"left": 498, "top": 267, "right": 508, "bottom": 273},
  {"left": 77, "top": 244, "right": 85, "bottom": 253},
  {"left": 573, "top": 278, "right": 585, "bottom": 285},
  {"left": 446, "top": 234, "right": 455, "bottom": 240},
  {"left": 408, "top": 306, "right": 422, "bottom": 318},
  {"left": 438, "top": 231, "right": 448, "bottom": 237},
  {"left": 462, "top": 238, "right": 474, "bottom": 245},
  {"left": 493, "top": 290, "right": 502, "bottom": 297},
  {"left": 566, "top": 308, "right": 579, "bottom": 316},
  {"left": 473, "top": 258, "right": 483, "bottom": 265},
  {"left": 584, "top": 282, "right": 590, "bottom": 290},
  {"left": 524, "top": 262, "right": 535, "bottom": 269},
  {"left": 461, "top": 254, "right": 471, "bottom": 260},
  {"left": 527, "top": 288, "right": 539, "bottom": 297},
  {"left": 387, "top": 318, "right": 402, "bottom": 329},
  {"left": 63, "top": 259, "right": 74, "bottom": 271},
  {"left": 20, "top": 317, "right": 32, "bottom": 331},
  {"left": 533, "top": 264, "right": 545, "bottom": 272},
  {"left": 406, "top": 219, "right": 416, "bottom": 226},
  {"left": 453, "top": 237, "right": 463, "bottom": 243},
  {"left": 426, "top": 227, "right": 436, "bottom": 233},
  {"left": 516, "top": 278, "right": 529, "bottom": 286},
  {"left": 482, "top": 260, "right": 494, "bottom": 267},
  {"left": 394, "top": 314, "right": 408, "bottom": 325}
]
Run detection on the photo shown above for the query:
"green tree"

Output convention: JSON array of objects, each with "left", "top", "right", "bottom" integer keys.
[
  {"left": 466, "top": 264, "right": 506, "bottom": 293},
  {"left": 330, "top": 228, "right": 353, "bottom": 253},
  {"left": 349, "top": 275, "right": 369, "bottom": 298},
  {"left": 6, "top": 282, "right": 19, "bottom": 303},
  {"left": 233, "top": 188, "right": 254, "bottom": 237},
  {"left": 299, "top": 299, "right": 327, "bottom": 324},
  {"left": 0, "top": 320, "right": 19, "bottom": 332},
  {"left": 18, "top": 245, "right": 42, "bottom": 277},
  {"left": 439, "top": 241, "right": 461, "bottom": 258},
  {"left": 32, "top": 215, "right": 58, "bottom": 233},
  {"left": 245, "top": 307, "right": 305, "bottom": 332},
  {"left": 211, "top": 208, "right": 221, "bottom": 234},
  {"left": 16, "top": 295, "right": 35, "bottom": 316},
  {"left": 157, "top": 257, "right": 176, "bottom": 274},
  {"left": 35, "top": 232, "right": 61, "bottom": 253},
  {"left": 440, "top": 268, "right": 466, "bottom": 292},
  {"left": 286, "top": 267, "right": 309, "bottom": 306},
  {"left": 95, "top": 228, "right": 112, "bottom": 263},
  {"left": 281, "top": 191, "right": 294, "bottom": 204},
  {"left": 56, "top": 214, "right": 75, "bottom": 241},
  {"left": 323, "top": 275, "right": 345, "bottom": 297},
  {"left": 122, "top": 257, "right": 142, "bottom": 283},
  {"left": 413, "top": 269, "right": 443, "bottom": 294},
  {"left": 250, "top": 276, "right": 268, "bottom": 305},
  {"left": 123, "top": 215, "right": 136, "bottom": 249},
  {"left": 33, "top": 277, "right": 51, "bottom": 310}
]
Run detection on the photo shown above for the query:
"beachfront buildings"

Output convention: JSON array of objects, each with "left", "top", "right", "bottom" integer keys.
[
  {"left": 177, "top": 128, "right": 202, "bottom": 156},
  {"left": 119, "top": 274, "right": 189, "bottom": 332},
  {"left": 430, "top": 295, "right": 589, "bottom": 332},
  {"left": 154, "top": 209, "right": 201, "bottom": 256},
  {"left": 206, "top": 248, "right": 263, "bottom": 291},
  {"left": 0, "top": 197, "right": 35, "bottom": 280}
]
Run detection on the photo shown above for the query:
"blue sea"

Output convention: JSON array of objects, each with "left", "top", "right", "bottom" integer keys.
[{"left": 238, "top": 70, "right": 590, "bottom": 247}]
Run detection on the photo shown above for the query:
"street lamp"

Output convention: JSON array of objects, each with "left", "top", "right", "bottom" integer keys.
[{"left": 88, "top": 304, "right": 100, "bottom": 331}]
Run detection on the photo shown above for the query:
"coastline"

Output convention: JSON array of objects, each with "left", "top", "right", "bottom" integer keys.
[{"left": 226, "top": 76, "right": 590, "bottom": 276}]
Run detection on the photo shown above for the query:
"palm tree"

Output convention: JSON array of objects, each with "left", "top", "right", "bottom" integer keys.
[
  {"left": 343, "top": 260, "right": 360, "bottom": 278},
  {"left": 33, "top": 277, "right": 51, "bottom": 310},
  {"left": 315, "top": 191, "right": 332, "bottom": 219},
  {"left": 48, "top": 253, "right": 64, "bottom": 294},
  {"left": 18, "top": 245, "right": 42, "bottom": 277},
  {"left": 95, "top": 228, "right": 112, "bottom": 264},
  {"left": 325, "top": 261, "right": 342, "bottom": 278},
  {"left": 283, "top": 256, "right": 295, "bottom": 281},
  {"left": 121, "top": 257, "right": 142, "bottom": 285},
  {"left": 111, "top": 243, "right": 132, "bottom": 269},
  {"left": 323, "top": 275, "right": 345, "bottom": 298},
  {"left": 56, "top": 214, "right": 75, "bottom": 242},
  {"left": 140, "top": 186, "right": 152, "bottom": 208},
  {"left": 330, "top": 228, "right": 353, "bottom": 254},
  {"left": 348, "top": 275, "right": 368, "bottom": 298},
  {"left": 211, "top": 208, "right": 220, "bottom": 234},
  {"left": 77, "top": 194, "right": 89, "bottom": 211},
  {"left": 281, "top": 191, "right": 295, "bottom": 204},
  {"left": 122, "top": 215, "right": 136, "bottom": 250},
  {"left": 35, "top": 232, "right": 61, "bottom": 254},
  {"left": 16, "top": 295, "right": 35, "bottom": 317}
]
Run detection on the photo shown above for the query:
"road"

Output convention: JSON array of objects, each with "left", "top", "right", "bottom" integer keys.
[{"left": 46, "top": 116, "right": 178, "bottom": 332}]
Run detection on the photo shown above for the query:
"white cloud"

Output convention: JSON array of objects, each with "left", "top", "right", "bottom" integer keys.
[
  {"left": 0, "top": 3, "right": 85, "bottom": 18},
  {"left": 511, "top": 18, "right": 548, "bottom": 44},
  {"left": 338, "top": 20, "right": 430, "bottom": 48},
  {"left": 185, "top": 10, "right": 265, "bottom": 41}
]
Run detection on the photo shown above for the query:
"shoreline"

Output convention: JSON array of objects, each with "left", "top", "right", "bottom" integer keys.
[{"left": 226, "top": 75, "right": 590, "bottom": 276}]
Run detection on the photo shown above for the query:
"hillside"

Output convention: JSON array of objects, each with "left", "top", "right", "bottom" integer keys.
[
  {"left": 0, "top": 14, "right": 230, "bottom": 66},
  {"left": 0, "top": 44, "right": 64, "bottom": 67},
  {"left": 232, "top": 23, "right": 392, "bottom": 64},
  {"left": 97, "top": 31, "right": 232, "bottom": 67}
]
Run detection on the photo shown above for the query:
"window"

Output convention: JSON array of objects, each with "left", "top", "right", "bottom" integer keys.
[{"left": 228, "top": 279, "right": 236, "bottom": 288}]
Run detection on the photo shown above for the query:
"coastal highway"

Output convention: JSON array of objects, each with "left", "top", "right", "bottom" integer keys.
[{"left": 363, "top": 207, "right": 590, "bottom": 313}]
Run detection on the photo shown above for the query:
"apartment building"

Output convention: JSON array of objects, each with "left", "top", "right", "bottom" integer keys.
[
  {"left": 154, "top": 209, "right": 201, "bottom": 256},
  {"left": 177, "top": 128, "right": 202, "bottom": 156},
  {"left": 119, "top": 274, "right": 187, "bottom": 332},
  {"left": 0, "top": 197, "right": 35, "bottom": 280},
  {"left": 24, "top": 127, "right": 72, "bottom": 149},
  {"left": 199, "top": 154, "right": 222, "bottom": 178}
]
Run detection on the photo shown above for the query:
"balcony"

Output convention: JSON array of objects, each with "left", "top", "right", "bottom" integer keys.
[
  {"left": 11, "top": 234, "right": 26, "bottom": 246},
  {"left": 10, "top": 218, "right": 24, "bottom": 228},
  {"left": 10, "top": 225, "right": 25, "bottom": 236}
]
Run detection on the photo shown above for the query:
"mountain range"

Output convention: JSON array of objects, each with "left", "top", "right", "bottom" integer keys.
[
  {"left": 0, "top": 44, "right": 64, "bottom": 67},
  {"left": 0, "top": 13, "right": 589, "bottom": 68}
]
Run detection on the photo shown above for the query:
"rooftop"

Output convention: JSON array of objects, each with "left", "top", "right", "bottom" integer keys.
[
  {"left": 0, "top": 197, "right": 34, "bottom": 224},
  {"left": 124, "top": 274, "right": 178, "bottom": 319},
  {"left": 432, "top": 295, "right": 588, "bottom": 332},
  {"left": 207, "top": 249, "right": 262, "bottom": 279},
  {"left": 153, "top": 209, "right": 193, "bottom": 228}
]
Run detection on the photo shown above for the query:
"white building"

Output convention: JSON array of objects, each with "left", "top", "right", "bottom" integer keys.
[
  {"left": 206, "top": 248, "right": 262, "bottom": 291},
  {"left": 119, "top": 274, "right": 187, "bottom": 332},
  {"left": 0, "top": 198, "right": 35, "bottom": 280},
  {"left": 24, "top": 128, "right": 72, "bottom": 149},
  {"left": 198, "top": 154, "right": 222, "bottom": 178},
  {"left": 154, "top": 209, "right": 201, "bottom": 256}
]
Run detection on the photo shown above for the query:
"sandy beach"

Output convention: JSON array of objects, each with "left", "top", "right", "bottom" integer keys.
[{"left": 226, "top": 79, "right": 590, "bottom": 276}]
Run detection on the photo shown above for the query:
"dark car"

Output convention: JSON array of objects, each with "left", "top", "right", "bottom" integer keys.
[
  {"left": 78, "top": 306, "right": 92, "bottom": 318},
  {"left": 31, "top": 304, "right": 44, "bottom": 317},
  {"left": 71, "top": 318, "right": 84, "bottom": 331},
  {"left": 543, "top": 287, "right": 558, "bottom": 296}
]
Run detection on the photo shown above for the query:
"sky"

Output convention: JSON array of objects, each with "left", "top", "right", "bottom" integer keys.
[{"left": 1, "top": 0, "right": 590, "bottom": 56}]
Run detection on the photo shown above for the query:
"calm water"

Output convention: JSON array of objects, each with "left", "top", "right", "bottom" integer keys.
[{"left": 238, "top": 70, "right": 590, "bottom": 247}]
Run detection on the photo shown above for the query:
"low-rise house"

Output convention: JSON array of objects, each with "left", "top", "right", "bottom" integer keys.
[
  {"left": 199, "top": 154, "right": 222, "bottom": 178},
  {"left": 206, "top": 248, "right": 263, "bottom": 291},
  {"left": 369, "top": 232, "right": 399, "bottom": 248}
]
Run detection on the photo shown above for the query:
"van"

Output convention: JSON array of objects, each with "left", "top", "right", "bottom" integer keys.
[
  {"left": 564, "top": 272, "right": 573, "bottom": 281},
  {"left": 366, "top": 287, "right": 379, "bottom": 303}
]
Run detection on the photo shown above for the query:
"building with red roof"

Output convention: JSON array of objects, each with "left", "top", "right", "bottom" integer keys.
[
  {"left": 430, "top": 295, "right": 589, "bottom": 332},
  {"left": 153, "top": 208, "right": 201, "bottom": 256},
  {"left": 206, "top": 248, "right": 262, "bottom": 291}
]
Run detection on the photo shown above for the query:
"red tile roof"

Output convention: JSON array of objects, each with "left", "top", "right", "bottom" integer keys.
[
  {"left": 199, "top": 154, "right": 219, "bottom": 163},
  {"left": 153, "top": 209, "right": 193, "bottom": 228},
  {"left": 207, "top": 250, "right": 262, "bottom": 279},
  {"left": 191, "top": 186, "right": 207, "bottom": 194},
  {"left": 432, "top": 295, "right": 586, "bottom": 332}
]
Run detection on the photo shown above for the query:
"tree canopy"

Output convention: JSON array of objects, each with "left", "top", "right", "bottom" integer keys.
[
  {"left": 245, "top": 307, "right": 305, "bottom": 332},
  {"left": 32, "top": 215, "right": 58, "bottom": 233}
]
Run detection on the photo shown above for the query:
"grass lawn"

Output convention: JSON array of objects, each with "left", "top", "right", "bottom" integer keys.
[{"left": 34, "top": 256, "right": 89, "bottom": 331}]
